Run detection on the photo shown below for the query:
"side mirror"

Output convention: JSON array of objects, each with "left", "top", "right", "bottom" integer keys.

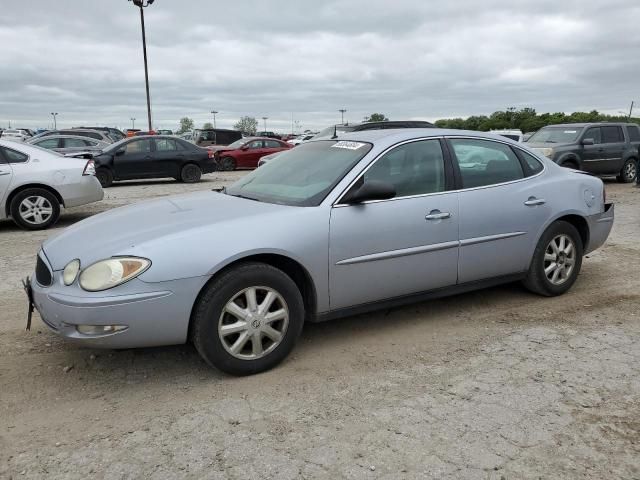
[
  {"left": 344, "top": 180, "right": 396, "bottom": 204},
  {"left": 116, "top": 148, "right": 126, "bottom": 156},
  {"left": 581, "top": 138, "right": 594, "bottom": 146}
]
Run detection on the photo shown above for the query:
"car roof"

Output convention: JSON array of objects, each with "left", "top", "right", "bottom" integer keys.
[
  {"left": 337, "top": 127, "right": 513, "bottom": 144},
  {"left": 542, "top": 122, "right": 636, "bottom": 128}
]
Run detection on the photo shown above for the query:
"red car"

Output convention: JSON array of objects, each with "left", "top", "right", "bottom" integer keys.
[{"left": 214, "top": 137, "right": 291, "bottom": 170}]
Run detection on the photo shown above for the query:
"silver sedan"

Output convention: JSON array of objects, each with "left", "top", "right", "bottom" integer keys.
[{"left": 29, "top": 129, "right": 613, "bottom": 375}]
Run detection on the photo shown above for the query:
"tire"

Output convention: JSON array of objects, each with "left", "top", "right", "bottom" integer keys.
[
  {"left": 96, "top": 168, "right": 113, "bottom": 188},
  {"left": 616, "top": 158, "right": 637, "bottom": 183},
  {"left": 220, "top": 156, "right": 236, "bottom": 171},
  {"left": 180, "top": 163, "right": 202, "bottom": 183},
  {"left": 191, "top": 262, "right": 305, "bottom": 376},
  {"left": 522, "top": 221, "right": 583, "bottom": 297},
  {"left": 10, "top": 188, "right": 61, "bottom": 230},
  {"left": 560, "top": 160, "right": 579, "bottom": 170}
]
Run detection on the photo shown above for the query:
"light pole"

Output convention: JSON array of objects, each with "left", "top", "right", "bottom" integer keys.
[
  {"left": 211, "top": 110, "right": 218, "bottom": 128},
  {"left": 130, "top": 117, "right": 136, "bottom": 129},
  {"left": 129, "top": 0, "right": 155, "bottom": 132},
  {"left": 338, "top": 109, "right": 347, "bottom": 125},
  {"left": 50, "top": 112, "right": 58, "bottom": 129},
  {"left": 262, "top": 116, "right": 268, "bottom": 132}
]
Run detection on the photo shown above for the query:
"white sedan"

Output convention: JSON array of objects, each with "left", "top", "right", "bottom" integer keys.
[{"left": 0, "top": 140, "right": 103, "bottom": 230}]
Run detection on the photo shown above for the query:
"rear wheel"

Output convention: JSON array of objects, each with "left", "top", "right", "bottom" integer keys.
[
  {"left": 180, "top": 163, "right": 202, "bottom": 183},
  {"left": 10, "top": 188, "right": 60, "bottom": 230},
  {"left": 191, "top": 262, "right": 305, "bottom": 375},
  {"left": 96, "top": 168, "right": 113, "bottom": 187},
  {"left": 523, "top": 221, "right": 583, "bottom": 296},
  {"left": 220, "top": 156, "right": 236, "bottom": 171},
  {"left": 617, "top": 158, "right": 637, "bottom": 183}
]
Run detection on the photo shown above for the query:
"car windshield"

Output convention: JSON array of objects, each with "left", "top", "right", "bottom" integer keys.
[
  {"left": 528, "top": 127, "right": 583, "bottom": 144},
  {"left": 226, "top": 140, "right": 372, "bottom": 206},
  {"left": 227, "top": 138, "right": 249, "bottom": 149}
]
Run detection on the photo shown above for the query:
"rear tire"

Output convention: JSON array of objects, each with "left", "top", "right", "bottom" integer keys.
[
  {"left": 96, "top": 168, "right": 113, "bottom": 188},
  {"left": 617, "top": 158, "right": 637, "bottom": 183},
  {"left": 10, "top": 188, "right": 61, "bottom": 230},
  {"left": 522, "top": 221, "right": 583, "bottom": 297},
  {"left": 191, "top": 262, "right": 305, "bottom": 375},
  {"left": 220, "top": 156, "right": 236, "bottom": 171},
  {"left": 180, "top": 163, "right": 202, "bottom": 183}
]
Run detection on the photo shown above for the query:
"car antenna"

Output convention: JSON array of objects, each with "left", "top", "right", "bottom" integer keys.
[{"left": 331, "top": 125, "right": 338, "bottom": 139}]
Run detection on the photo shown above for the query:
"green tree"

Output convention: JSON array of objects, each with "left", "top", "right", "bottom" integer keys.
[
  {"left": 364, "top": 113, "right": 389, "bottom": 122},
  {"left": 202, "top": 122, "right": 214, "bottom": 129},
  {"left": 233, "top": 116, "right": 258, "bottom": 135},
  {"left": 177, "top": 117, "right": 194, "bottom": 134}
]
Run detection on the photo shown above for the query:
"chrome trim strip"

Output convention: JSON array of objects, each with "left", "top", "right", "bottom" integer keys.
[
  {"left": 460, "top": 231, "right": 526, "bottom": 247},
  {"left": 335, "top": 240, "right": 459, "bottom": 266}
]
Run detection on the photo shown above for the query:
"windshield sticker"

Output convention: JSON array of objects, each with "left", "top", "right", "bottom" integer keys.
[
  {"left": 331, "top": 141, "right": 367, "bottom": 150},
  {"left": 564, "top": 130, "right": 577, "bottom": 133}
]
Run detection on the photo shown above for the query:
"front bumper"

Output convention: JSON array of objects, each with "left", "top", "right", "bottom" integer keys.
[
  {"left": 31, "top": 254, "right": 207, "bottom": 348},
  {"left": 585, "top": 203, "right": 614, "bottom": 254}
]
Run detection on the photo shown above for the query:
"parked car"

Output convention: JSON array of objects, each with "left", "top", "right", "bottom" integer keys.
[
  {"left": 194, "top": 128, "right": 243, "bottom": 148},
  {"left": 28, "top": 129, "right": 613, "bottom": 375},
  {"left": 352, "top": 120, "right": 435, "bottom": 131},
  {"left": 92, "top": 135, "right": 216, "bottom": 187},
  {"left": 36, "top": 129, "right": 116, "bottom": 144},
  {"left": 287, "top": 133, "right": 316, "bottom": 146},
  {"left": 28, "top": 135, "right": 110, "bottom": 156},
  {"left": 214, "top": 137, "right": 292, "bottom": 170},
  {"left": 256, "top": 131, "right": 282, "bottom": 139},
  {"left": 257, "top": 151, "right": 284, "bottom": 167},
  {"left": 157, "top": 129, "right": 173, "bottom": 135},
  {"left": 0, "top": 140, "right": 102, "bottom": 230},
  {"left": 134, "top": 130, "right": 157, "bottom": 136},
  {"left": 491, "top": 129, "right": 525, "bottom": 142},
  {"left": 15, "top": 128, "right": 36, "bottom": 137},
  {"left": 126, "top": 129, "right": 141, "bottom": 137},
  {"left": 74, "top": 127, "right": 125, "bottom": 141},
  {"left": 0, "top": 129, "right": 30, "bottom": 142},
  {"left": 527, "top": 122, "right": 640, "bottom": 182}
]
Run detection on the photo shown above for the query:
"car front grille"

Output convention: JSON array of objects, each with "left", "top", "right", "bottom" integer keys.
[{"left": 35, "top": 255, "right": 52, "bottom": 287}]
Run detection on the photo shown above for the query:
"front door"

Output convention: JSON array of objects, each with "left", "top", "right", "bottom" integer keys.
[
  {"left": 114, "top": 138, "right": 154, "bottom": 179},
  {"left": 580, "top": 126, "right": 605, "bottom": 173},
  {"left": 329, "top": 138, "right": 459, "bottom": 310},
  {"left": 236, "top": 140, "right": 265, "bottom": 168}
]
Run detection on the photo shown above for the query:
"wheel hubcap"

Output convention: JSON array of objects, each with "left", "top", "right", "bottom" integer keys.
[
  {"left": 625, "top": 162, "right": 636, "bottom": 179},
  {"left": 544, "top": 234, "right": 576, "bottom": 286},
  {"left": 19, "top": 196, "right": 53, "bottom": 225},
  {"left": 218, "top": 286, "right": 289, "bottom": 360}
]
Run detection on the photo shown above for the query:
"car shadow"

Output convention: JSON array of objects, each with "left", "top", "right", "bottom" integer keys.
[{"left": 104, "top": 176, "right": 221, "bottom": 189}]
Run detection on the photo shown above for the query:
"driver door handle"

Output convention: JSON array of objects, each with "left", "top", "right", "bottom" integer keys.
[
  {"left": 524, "top": 197, "right": 546, "bottom": 206},
  {"left": 425, "top": 211, "right": 451, "bottom": 221}
]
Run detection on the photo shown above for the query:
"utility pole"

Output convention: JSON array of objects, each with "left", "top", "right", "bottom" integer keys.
[
  {"left": 211, "top": 110, "right": 218, "bottom": 128},
  {"left": 629, "top": 101, "right": 635, "bottom": 120},
  {"left": 339, "top": 109, "right": 347, "bottom": 125},
  {"left": 129, "top": 0, "right": 155, "bottom": 131},
  {"left": 262, "top": 117, "right": 268, "bottom": 132},
  {"left": 131, "top": 117, "right": 136, "bottom": 129},
  {"left": 50, "top": 112, "right": 58, "bottom": 129}
]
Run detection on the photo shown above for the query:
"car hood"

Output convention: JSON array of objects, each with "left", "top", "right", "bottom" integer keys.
[
  {"left": 526, "top": 142, "right": 573, "bottom": 149},
  {"left": 42, "top": 191, "right": 288, "bottom": 270}
]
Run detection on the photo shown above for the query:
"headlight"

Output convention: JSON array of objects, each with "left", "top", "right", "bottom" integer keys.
[
  {"left": 79, "top": 257, "right": 151, "bottom": 292},
  {"left": 62, "top": 259, "right": 81, "bottom": 285},
  {"left": 534, "top": 148, "right": 554, "bottom": 158}
]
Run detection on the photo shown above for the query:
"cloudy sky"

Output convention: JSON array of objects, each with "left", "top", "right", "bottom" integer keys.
[{"left": 1, "top": 0, "right": 639, "bottom": 132}]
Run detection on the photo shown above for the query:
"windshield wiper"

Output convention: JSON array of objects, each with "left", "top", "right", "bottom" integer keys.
[{"left": 228, "top": 192, "right": 260, "bottom": 202}]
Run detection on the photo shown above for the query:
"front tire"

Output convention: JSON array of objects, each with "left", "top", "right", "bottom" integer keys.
[
  {"left": 220, "top": 156, "right": 236, "bottom": 171},
  {"left": 561, "top": 160, "right": 579, "bottom": 170},
  {"left": 523, "top": 221, "right": 583, "bottom": 296},
  {"left": 10, "top": 188, "right": 61, "bottom": 230},
  {"left": 180, "top": 163, "right": 202, "bottom": 183},
  {"left": 96, "top": 168, "right": 113, "bottom": 188},
  {"left": 617, "top": 158, "right": 637, "bottom": 183},
  {"left": 191, "top": 263, "right": 305, "bottom": 375}
]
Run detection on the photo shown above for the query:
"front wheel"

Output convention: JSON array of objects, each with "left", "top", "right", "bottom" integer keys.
[
  {"left": 220, "top": 156, "right": 236, "bottom": 171},
  {"left": 96, "top": 168, "right": 113, "bottom": 188},
  {"left": 522, "top": 221, "right": 583, "bottom": 296},
  {"left": 617, "top": 158, "right": 637, "bottom": 183},
  {"left": 191, "top": 263, "right": 305, "bottom": 375}
]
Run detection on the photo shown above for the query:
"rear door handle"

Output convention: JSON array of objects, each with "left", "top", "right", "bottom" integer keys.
[
  {"left": 425, "top": 210, "right": 451, "bottom": 220},
  {"left": 524, "top": 197, "right": 546, "bottom": 206}
]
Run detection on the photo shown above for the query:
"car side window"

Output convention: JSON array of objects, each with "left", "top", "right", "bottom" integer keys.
[
  {"left": 449, "top": 138, "right": 524, "bottom": 188},
  {"left": 519, "top": 150, "right": 544, "bottom": 175},
  {"left": 249, "top": 141, "right": 263, "bottom": 149},
  {"left": 64, "top": 138, "right": 88, "bottom": 148},
  {"left": 156, "top": 138, "right": 177, "bottom": 152},
  {"left": 36, "top": 138, "right": 60, "bottom": 149},
  {"left": 125, "top": 139, "right": 152, "bottom": 154},
  {"left": 583, "top": 127, "right": 601, "bottom": 144},
  {"left": 265, "top": 140, "right": 282, "bottom": 148},
  {"left": 363, "top": 139, "right": 446, "bottom": 197},
  {"left": 601, "top": 126, "right": 623, "bottom": 143},
  {"left": 627, "top": 125, "right": 640, "bottom": 142},
  {"left": 1, "top": 147, "right": 29, "bottom": 163}
]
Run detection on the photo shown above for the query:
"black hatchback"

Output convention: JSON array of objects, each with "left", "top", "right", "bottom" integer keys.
[{"left": 92, "top": 135, "right": 216, "bottom": 187}]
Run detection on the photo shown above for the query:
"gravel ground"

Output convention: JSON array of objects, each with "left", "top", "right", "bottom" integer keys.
[{"left": 1, "top": 174, "right": 639, "bottom": 479}]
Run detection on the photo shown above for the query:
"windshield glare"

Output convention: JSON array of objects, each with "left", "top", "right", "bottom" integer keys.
[
  {"left": 528, "top": 127, "right": 583, "bottom": 144},
  {"left": 226, "top": 140, "right": 372, "bottom": 206},
  {"left": 227, "top": 138, "right": 249, "bottom": 149}
]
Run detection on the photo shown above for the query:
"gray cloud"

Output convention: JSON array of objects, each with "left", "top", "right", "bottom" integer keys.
[{"left": 0, "top": 0, "right": 638, "bottom": 131}]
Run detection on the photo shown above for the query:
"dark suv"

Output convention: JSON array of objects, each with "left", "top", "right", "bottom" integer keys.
[
  {"left": 527, "top": 122, "right": 640, "bottom": 182},
  {"left": 194, "top": 128, "right": 243, "bottom": 147}
]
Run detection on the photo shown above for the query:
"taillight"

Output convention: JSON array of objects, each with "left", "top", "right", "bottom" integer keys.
[{"left": 83, "top": 160, "right": 96, "bottom": 176}]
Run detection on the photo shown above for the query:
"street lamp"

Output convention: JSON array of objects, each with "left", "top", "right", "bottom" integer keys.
[
  {"left": 211, "top": 110, "right": 218, "bottom": 128},
  {"left": 50, "top": 112, "right": 58, "bottom": 129},
  {"left": 338, "top": 109, "right": 347, "bottom": 125},
  {"left": 262, "top": 116, "right": 268, "bottom": 132},
  {"left": 128, "top": 0, "right": 155, "bottom": 132},
  {"left": 130, "top": 117, "right": 136, "bottom": 129}
]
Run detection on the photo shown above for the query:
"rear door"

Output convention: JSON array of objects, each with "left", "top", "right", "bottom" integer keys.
[
  {"left": 153, "top": 137, "right": 183, "bottom": 177},
  {"left": 599, "top": 126, "right": 625, "bottom": 174},
  {"left": 114, "top": 138, "right": 154, "bottom": 179},
  {"left": 0, "top": 149, "right": 14, "bottom": 211}
]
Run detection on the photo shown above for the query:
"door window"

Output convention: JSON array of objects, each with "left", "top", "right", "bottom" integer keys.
[
  {"left": 63, "top": 138, "right": 89, "bottom": 148},
  {"left": 583, "top": 127, "right": 601, "bottom": 144},
  {"left": 601, "top": 126, "right": 623, "bottom": 143},
  {"left": 519, "top": 150, "right": 544, "bottom": 175},
  {"left": 450, "top": 138, "right": 524, "bottom": 188},
  {"left": 626, "top": 125, "right": 640, "bottom": 142},
  {"left": 363, "top": 139, "right": 446, "bottom": 197},
  {"left": 265, "top": 140, "right": 283, "bottom": 148},
  {"left": 125, "top": 139, "right": 152, "bottom": 154},
  {"left": 155, "top": 138, "right": 178, "bottom": 151},
  {"left": 248, "top": 141, "right": 263, "bottom": 149},
  {"left": 1, "top": 147, "right": 29, "bottom": 163},
  {"left": 35, "top": 138, "right": 60, "bottom": 149}
]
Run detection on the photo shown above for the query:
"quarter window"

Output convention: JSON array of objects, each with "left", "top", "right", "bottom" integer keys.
[
  {"left": 601, "top": 126, "right": 623, "bottom": 143},
  {"left": 626, "top": 125, "right": 640, "bottom": 142},
  {"left": 450, "top": 139, "right": 524, "bottom": 188},
  {"left": 519, "top": 150, "right": 544, "bottom": 175},
  {"left": 363, "top": 139, "right": 446, "bottom": 197},
  {"left": 583, "top": 127, "right": 601, "bottom": 144},
  {"left": 1, "top": 147, "right": 29, "bottom": 163}
]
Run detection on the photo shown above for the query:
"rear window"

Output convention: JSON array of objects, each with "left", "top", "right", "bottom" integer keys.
[
  {"left": 601, "top": 126, "right": 624, "bottom": 143},
  {"left": 1, "top": 147, "right": 29, "bottom": 163},
  {"left": 520, "top": 150, "right": 545, "bottom": 175},
  {"left": 626, "top": 125, "right": 640, "bottom": 142}
]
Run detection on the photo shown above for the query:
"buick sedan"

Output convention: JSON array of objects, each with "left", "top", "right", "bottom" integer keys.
[{"left": 28, "top": 129, "right": 614, "bottom": 375}]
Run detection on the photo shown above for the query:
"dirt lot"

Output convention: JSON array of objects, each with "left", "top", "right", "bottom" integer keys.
[{"left": 1, "top": 174, "right": 639, "bottom": 479}]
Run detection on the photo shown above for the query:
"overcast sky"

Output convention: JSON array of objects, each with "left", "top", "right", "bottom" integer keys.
[{"left": 1, "top": 0, "right": 639, "bottom": 132}]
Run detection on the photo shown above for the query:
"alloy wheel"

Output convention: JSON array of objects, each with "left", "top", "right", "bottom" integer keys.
[
  {"left": 544, "top": 234, "right": 576, "bottom": 285},
  {"left": 218, "top": 286, "right": 289, "bottom": 360},
  {"left": 624, "top": 161, "right": 637, "bottom": 181},
  {"left": 19, "top": 196, "right": 54, "bottom": 225}
]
